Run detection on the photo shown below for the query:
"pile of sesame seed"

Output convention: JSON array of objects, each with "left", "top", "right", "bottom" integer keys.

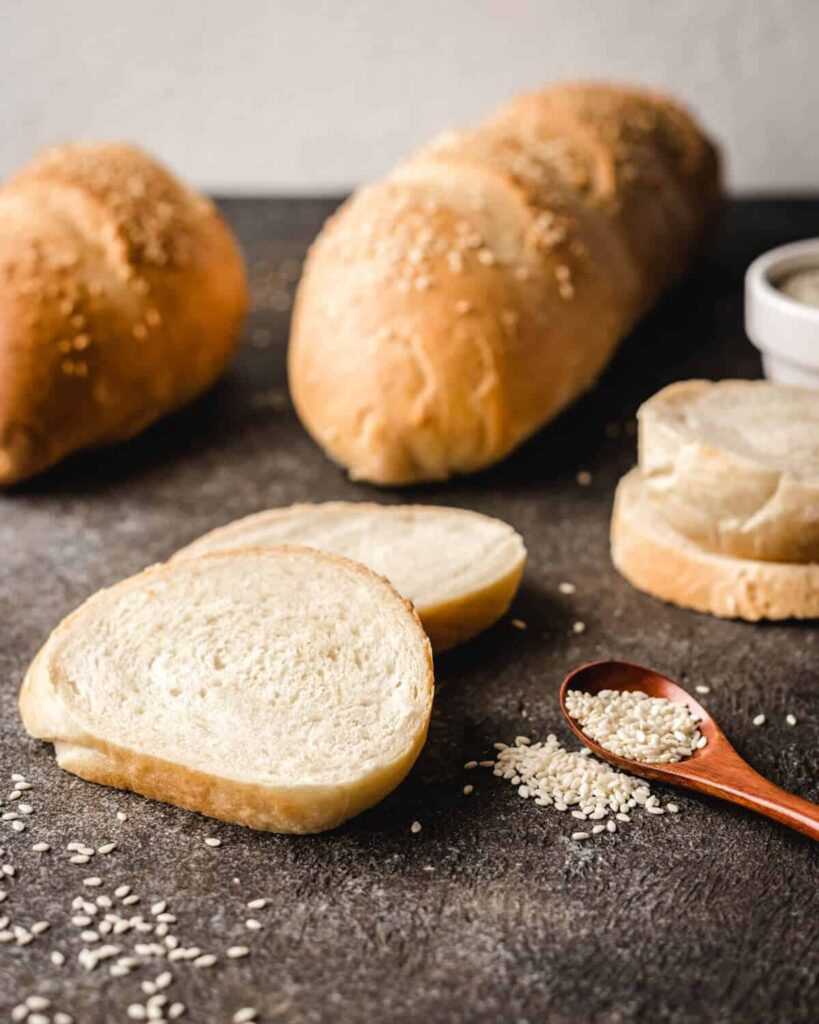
[
  {"left": 565, "top": 689, "right": 705, "bottom": 763},
  {"left": 475, "top": 734, "right": 679, "bottom": 840}
]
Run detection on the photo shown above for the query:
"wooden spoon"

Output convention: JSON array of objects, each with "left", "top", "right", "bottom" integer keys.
[{"left": 559, "top": 660, "right": 819, "bottom": 842}]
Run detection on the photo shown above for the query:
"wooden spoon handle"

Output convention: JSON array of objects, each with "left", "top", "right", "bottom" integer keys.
[{"left": 684, "top": 759, "right": 819, "bottom": 841}]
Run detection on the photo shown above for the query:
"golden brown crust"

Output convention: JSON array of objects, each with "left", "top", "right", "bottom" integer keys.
[
  {"left": 0, "top": 143, "right": 248, "bottom": 484},
  {"left": 19, "top": 547, "right": 435, "bottom": 833},
  {"left": 289, "top": 81, "right": 721, "bottom": 485},
  {"left": 611, "top": 469, "right": 819, "bottom": 621}
]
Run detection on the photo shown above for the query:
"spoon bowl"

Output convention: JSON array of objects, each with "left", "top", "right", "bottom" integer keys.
[{"left": 560, "top": 660, "right": 819, "bottom": 841}]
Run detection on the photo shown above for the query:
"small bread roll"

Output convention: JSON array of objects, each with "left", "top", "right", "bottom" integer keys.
[
  {"left": 639, "top": 380, "right": 819, "bottom": 563},
  {"left": 0, "top": 143, "right": 248, "bottom": 485}
]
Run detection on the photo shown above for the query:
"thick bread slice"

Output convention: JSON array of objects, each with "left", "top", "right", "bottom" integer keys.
[
  {"left": 639, "top": 380, "right": 819, "bottom": 563},
  {"left": 611, "top": 469, "right": 819, "bottom": 620},
  {"left": 20, "top": 548, "right": 434, "bottom": 833},
  {"left": 173, "top": 503, "right": 526, "bottom": 652}
]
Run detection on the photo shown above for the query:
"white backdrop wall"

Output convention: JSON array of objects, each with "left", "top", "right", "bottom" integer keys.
[{"left": 1, "top": 0, "right": 816, "bottom": 193}]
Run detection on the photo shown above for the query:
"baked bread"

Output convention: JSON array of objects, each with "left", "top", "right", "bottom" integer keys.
[
  {"left": 0, "top": 143, "right": 248, "bottom": 485},
  {"left": 611, "top": 469, "right": 819, "bottom": 620},
  {"left": 20, "top": 548, "right": 434, "bottom": 833},
  {"left": 639, "top": 380, "right": 819, "bottom": 563},
  {"left": 173, "top": 502, "right": 527, "bottom": 651},
  {"left": 289, "top": 81, "right": 721, "bottom": 484}
]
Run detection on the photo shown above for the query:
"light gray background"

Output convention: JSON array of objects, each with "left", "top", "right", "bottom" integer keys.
[{"left": 1, "top": 0, "right": 816, "bottom": 193}]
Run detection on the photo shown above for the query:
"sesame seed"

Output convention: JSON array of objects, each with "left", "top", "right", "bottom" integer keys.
[
  {"left": 667, "top": 803, "right": 680, "bottom": 813},
  {"left": 193, "top": 953, "right": 217, "bottom": 968},
  {"left": 115, "top": 885, "right": 131, "bottom": 898},
  {"left": 786, "top": 714, "right": 797, "bottom": 726},
  {"left": 558, "top": 581, "right": 576, "bottom": 595},
  {"left": 51, "top": 950, "right": 66, "bottom": 966},
  {"left": 572, "top": 621, "right": 586, "bottom": 634},
  {"left": 463, "top": 761, "right": 478, "bottom": 770},
  {"left": 14, "top": 782, "right": 32, "bottom": 791},
  {"left": 410, "top": 821, "right": 422, "bottom": 834},
  {"left": 510, "top": 618, "right": 527, "bottom": 630},
  {"left": 571, "top": 832, "right": 590, "bottom": 841},
  {"left": 245, "top": 918, "right": 263, "bottom": 931},
  {"left": 70, "top": 855, "right": 90, "bottom": 865},
  {"left": 479, "top": 760, "right": 495, "bottom": 768},
  {"left": 32, "top": 842, "right": 50, "bottom": 852},
  {"left": 576, "top": 470, "right": 592, "bottom": 486},
  {"left": 31, "top": 920, "right": 50, "bottom": 935},
  {"left": 11, "top": 821, "right": 25, "bottom": 833},
  {"left": 227, "top": 945, "right": 250, "bottom": 958},
  {"left": 463, "top": 785, "right": 475, "bottom": 796},
  {"left": 151, "top": 900, "right": 167, "bottom": 915},
  {"left": 204, "top": 838, "right": 221, "bottom": 848},
  {"left": 695, "top": 685, "right": 710, "bottom": 695},
  {"left": 122, "top": 894, "right": 140, "bottom": 906},
  {"left": 753, "top": 714, "right": 766, "bottom": 727},
  {"left": 233, "top": 1010, "right": 258, "bottom": 1024},
  {"left": 83, "top": 877, "right": 103, "bottom": 887},
  {"left": 246, "top": 898, "right": 268, "bottom": 910},
  {"left": 98, "top": 842, "right": 117, "bottom": 854},
  {"left": 18, "top": 804, "right": 33, "bottom": 815},
  {"left": 116, "top": 812, "right": 127, "bottom": 822},
  {"left": 168, "top": 1004, "right": 186, "bottom": 1020},
  {"left": 26, "top": 997, "right": 50, "bottom": 1011}
]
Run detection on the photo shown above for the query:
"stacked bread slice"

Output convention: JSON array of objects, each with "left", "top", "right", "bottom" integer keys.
[{"left": 611, "top": 380, "right": 819, "bottom": 620}]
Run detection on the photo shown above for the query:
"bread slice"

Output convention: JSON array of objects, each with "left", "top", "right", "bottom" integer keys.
[
  {"left": 639, "top": 380, "right": 819, "bottom": 563},
  {"left": 20, "top": 548, "right": 434, "bottom": 833},
  {"left": 173, "top": 503, "right": 526, "bottom": 652},
  {"left": 611, "top": 468, "right": 819, "bottom": 620}
]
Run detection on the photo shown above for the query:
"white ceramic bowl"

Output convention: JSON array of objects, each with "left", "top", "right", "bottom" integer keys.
[{"left": 745, "top": 238, "right": 819, "bottom": 388}]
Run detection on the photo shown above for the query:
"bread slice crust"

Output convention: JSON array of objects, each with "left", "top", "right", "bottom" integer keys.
[
  {"left": 611, "top": 469, "right": 819, "bottom": 621},
  {"left": 172, "top": 502, "right": 527, "bottom": 651},
  {"left": 20, "top": 547, "right": 434, "bottom": 833}
]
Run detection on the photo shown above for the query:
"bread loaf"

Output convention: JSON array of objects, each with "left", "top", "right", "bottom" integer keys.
[
  {"left": 611, "top": 469, "right": 819, "bottom": 620},
  {"left": 639, "top": 380, "right": 819, "bottom": 563},
  {"left": 173, "top": 502, "right": 527, "bottom": 651},
  {"left": 20, "top": 547, "right": 434, "bottom": 833},
  {"left": 289, "top": 82, "right": 721, "bottom": 485},
  {"left": 0, "top": 144, "right": 248, "bottom": 485}
]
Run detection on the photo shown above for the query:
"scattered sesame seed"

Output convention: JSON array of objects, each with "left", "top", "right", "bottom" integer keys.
[
  {"left": 122, "top": 894, "right": 140, "bottom": 906},
  {"left": 667, "top": 803, "right": 680, "bottom": 813},
  {"left": 576, "top": 470, "right": 592, "bottom": 486},
  {"left": 572, "top": 621, "right": 586, "bottom": 634},
  {"left": 116, "top": 812, "right": 127, "bottom": 822},
  {"left": 18, "top": 804, "right": 33, "bottom": 815},
  {"left": 11, "top": 821, "right": 25, "bottom": 833},
  {"left": 14, "top": 782, "right": 32, "bottom": 791},
  {"left": 753, "top": 714, "right": 766, "bottom": 727},
  {"left": 571, "top": 832, "right": 590, "bottom": 841},
  {"left": 115, "top": 885, "right": 131, "bottom": 898},
  {"left": 193, "top": 953, "right": 217, "bottom": 968},
  {"left": 696, "top": 735, "right": 708, "bottom": 749},
  {"left": 83, "top": 877, "right": 103, "bottom": 888},
  {"left": 245, "top": 919, "right": 263, "bottom": 931},
  {"left": 463, "top": 761, "right": 478, "bottom": 770},
  {"left": 98, "top": 842, "right": 117, "bottom": 854},
  {"left": 227, "top": 945, "right": 251, "bottom": 958},
  {"left": 233, "top": 1010, "right": 258, "bottom": 1024},
  {"left": 463, "top": 785, "right": 474, "bottom": 796},
  {"left": 695, "top": 685, "right": 710, "bottom": 695},
  {"left": 410, "top": 821, "right": 422, "bottom": 834},
  {"left": 51, "top": 950, "right": 66, "bottom": 966},
  {"left": 151, "top": 900, "right": 167, "bottom": 915},
  {"left": 70, "top": 855, "right": 90, "bottom": 865},
  {"left": 204, "top": 838, "right": 221, "bottom": 848},
  {"left": 168, "top": 1004, "right": 186, "bottom": 1020},
  {"left": 246, "top": 898, "right": 268, "bottom": 910},
  {"left": 31, "top": 920, "right": 50, "bottom": 935},
  {"left": 510, "top": 618, "right": 527, "bottom": 630},
  {"left": 786, "top": 714, "right": 797, "bottom": 726},
  {"left": 558, "top": 581, "right": 576, "bottom": 595},
  {"left": 479, "top": 760, "right": 495, "bottom": 768}
]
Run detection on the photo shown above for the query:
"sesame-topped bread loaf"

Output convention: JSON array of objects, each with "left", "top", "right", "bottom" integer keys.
[
  {"left": 0, "top": 143, "right": 248, "bottom": 485},
  {"left": 289, "top": 81, "right": 721, "bottom": 484}
]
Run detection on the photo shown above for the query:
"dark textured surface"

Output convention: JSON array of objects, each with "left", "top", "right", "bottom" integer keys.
[{"left": 1, "top": 198, "right": 818, "bottom": 1024}]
